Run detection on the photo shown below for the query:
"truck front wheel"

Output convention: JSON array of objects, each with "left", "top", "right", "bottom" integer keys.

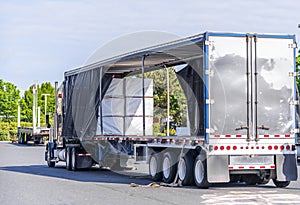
[{"left": 46, "top": 146, "right": 55, "bottom": 167}]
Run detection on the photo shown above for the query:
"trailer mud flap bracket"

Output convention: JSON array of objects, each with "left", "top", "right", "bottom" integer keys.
[{"left": 207, "top": 155, "right": 229, "bottom": 183}]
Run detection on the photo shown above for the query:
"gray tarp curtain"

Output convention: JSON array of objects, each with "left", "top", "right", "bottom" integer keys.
[
  {"left": 175, "top": 59, "right": 205, "bottom": 136},
  {"left": 63, "top": 60, "right": 205, "bottom": 139},
  {"left": 62, "top": 69, "right": 112, "bottom": 140}
]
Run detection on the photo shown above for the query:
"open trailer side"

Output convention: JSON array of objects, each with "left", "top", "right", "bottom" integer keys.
[{"left": 45, "top": 32, "right": 298, "bottom": 188}]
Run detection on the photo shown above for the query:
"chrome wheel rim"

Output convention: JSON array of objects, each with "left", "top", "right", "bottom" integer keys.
[
  {"left": 195, "top": 159, "right": 204, "bottom": 183},
  {"left": 163, "top": 157, "right": 171, "bottom": 179},
  {"left": 178, "top": 158, "right": 186, "bottom": 181},
  {"left": 149, "top": 156, "right": 157, "bottom": 177}
]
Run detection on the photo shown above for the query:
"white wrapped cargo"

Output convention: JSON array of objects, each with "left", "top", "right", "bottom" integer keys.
[{"left": 98, "top": 78, "right": 153, "bottom": 136}]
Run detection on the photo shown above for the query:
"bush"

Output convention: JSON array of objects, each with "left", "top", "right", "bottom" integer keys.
[
  {"left": 0, "top": 122, "right": 32, "bottom": 141},
  {"left": 0, "top": 130, "right": 10, "bottom": 141}
]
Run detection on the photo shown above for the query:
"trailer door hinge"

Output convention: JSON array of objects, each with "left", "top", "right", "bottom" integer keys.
[
  {"left": 288, "top": 43, "right": 297, "bottom": 48},
  {"left": 289, "top": 72, "right": 299, "bottom": 77},
  {"left": 205, "top": 69, "right": 214, "bottom": 76},
  {"left": 206, "top": 128, "right": 215, "bottom": 134},
  {"left": 290, "top": 100, "right": 299, "bottom": 105},
  {"left": 206, "top": 99, "right": 215, "bottom": 105},
  {"left": 291, "top": 128, "right": 299, "bottom": 134},
  {"left": 205, "top": 40, "right": 214, "bottom": 46}
]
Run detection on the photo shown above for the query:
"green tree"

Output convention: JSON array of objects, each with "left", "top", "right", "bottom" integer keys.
[
  {"left": 297, "top": 50, "right": 300, "bottom": 89},
  {"left": 136, "top": 67, "right": 187, "bottom": 135},
  {"left": 21, "top": 82, "right": 55, "bottom": 125},
  {"left": 0, "top": 79, "right": 21, "bottom": 123}
]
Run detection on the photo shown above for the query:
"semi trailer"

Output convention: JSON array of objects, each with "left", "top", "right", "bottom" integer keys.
[
  {"left": 46, "top": 32, "right": 298, "bottom": 188},
  {"left": 18, "top": 85, "right": 50, "bottom": 145}
]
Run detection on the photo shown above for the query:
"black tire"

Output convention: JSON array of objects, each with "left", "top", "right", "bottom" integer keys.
[
  {"left": 149, "top": 152, "right": 163, "bottom": 181},
  {"left": 194, "top": 154, "right": 210, "bottom": 188},
  {"left": 18, "top": 134, "right": 24, "bottom": 144},
  {"left": 71, "top": 147, "right": 77, "bottom": 171},
  {"left": 243, "top": 174, "right": 259, "bottom": 185},
  {"left": 66, "top": 147, "right": 72, "bottom": 171},
  {"left": 230, "top": 175, "right": 241, "bottom": 183},
  {"left": 24, "top": 134, "right": 28, "bottom": 144},
  {"left": 273, "top": 179, "right": 290, "bottom": 188},
  {"left": 162, "top": 151, "right": 178, "bottom": 183},
  {"left": 177, "top": 153, "right": 194, "bottom": 186},
  {"left": 258, "top": 177, "right": 270, "bottom": 185},
  {"left": 19, "top": 133, "right": 26, "bottom": 144},
  {"left": 46, "top": 146, "right": 55, "bottom": 167}
]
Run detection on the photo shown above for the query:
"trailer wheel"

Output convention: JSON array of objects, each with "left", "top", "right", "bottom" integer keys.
[
  {"left": 71, "top": 147, "right": 77, "bottom": 171},
  {"left": 194, "top": 154, "right": 210, "bottom": 188},
  {"left": 149, "top": 152, "right": 163, "bottom": 181},
  {"left": 66, "top": 147, "right": 72, "bottom": 170},
  {"left": 19, "top": 133, "right": 26, "bottom": 144},
  {"left": 230, "top": 175, "right": 241, "bottom": 183},
  {"left": 243, "top": 174, "right": 259, "bottom": 185},
  {"left": 162, "top": 151, "right": 178, "bottom": 183},
  {"left": 46, "top": 146, "right": 55, "bottom": 167},
  {"left": 178, "top": 153, "right": 194, "bottom": 185},
  {"left": 258, "top": 177, "right": 270, "bottom": 185},
  {"left": 273, "top": 179, "right": 290, "bottom": 188}
]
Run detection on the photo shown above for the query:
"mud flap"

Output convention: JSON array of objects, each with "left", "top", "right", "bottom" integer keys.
[
  {"left": 275, "top": 154, "right": 298, "bottom": 181},
  {"left": 76, "top": 156, "right": 93, "bottom": 169},
  {"left": 207, "top": 155, "right": 230, "bottom": 183}
]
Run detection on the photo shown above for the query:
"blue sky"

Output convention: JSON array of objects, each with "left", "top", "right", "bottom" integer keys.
[{"left": 1, "top": 0, "right": 300, "bottom": 92}]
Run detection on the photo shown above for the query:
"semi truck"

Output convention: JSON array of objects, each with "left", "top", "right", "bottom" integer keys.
[
  {"left": 18, "top": 127, "right": 49, "bottom": 144},
  {"left": 46, "top": 32, "right": 298, "bottom": 188},
  {"left": 18, "top": 86, "right": 50, "bottom": 145}
]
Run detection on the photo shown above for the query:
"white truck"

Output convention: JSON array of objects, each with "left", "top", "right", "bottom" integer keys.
[
  {"left": 46, "top": 32, "right": 298, "bottom": 188},
  {"left": 18, "top": 127, "right": 49, "bottom": 144},
  {"left": 18, "top": 89, "right": 50, "bottom": 145}
]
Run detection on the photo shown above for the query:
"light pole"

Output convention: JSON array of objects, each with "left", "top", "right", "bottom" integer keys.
[{"left": 41, "top": 94, "right": 50, "bottom": 124}]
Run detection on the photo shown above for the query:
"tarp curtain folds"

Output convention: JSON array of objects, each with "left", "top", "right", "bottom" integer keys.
[
  {"left": 62, "top": 69, "right": 112, "bottom": 140},
  {"left": 176, "top": 59, "right": 205, "bottom": 136}
]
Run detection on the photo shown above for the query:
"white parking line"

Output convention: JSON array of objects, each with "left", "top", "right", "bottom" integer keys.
[{"left": 201, "top": 193, "right": 300, "bottom": 204}]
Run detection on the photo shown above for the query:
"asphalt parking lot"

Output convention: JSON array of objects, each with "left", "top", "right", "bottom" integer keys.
[{"left": 0, "top": 142, "right": 299, "bottom": 205}]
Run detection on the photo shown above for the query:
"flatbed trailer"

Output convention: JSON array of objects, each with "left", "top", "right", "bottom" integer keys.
[
  {"left": 46, "top": 31, "right": 298, "bottom": 188},
  {"left": 18, "top": 127, "right": 49, "bottom": 144}
]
